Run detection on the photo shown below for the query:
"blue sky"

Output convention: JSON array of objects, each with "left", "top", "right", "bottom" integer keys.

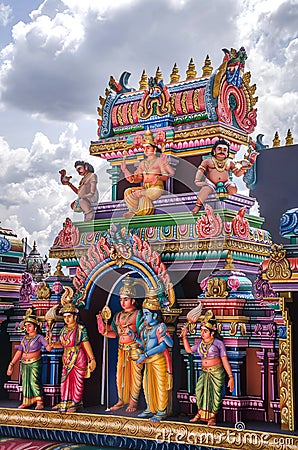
[{"left": 0, "top": 0, "right": 297, "bottom": 260}]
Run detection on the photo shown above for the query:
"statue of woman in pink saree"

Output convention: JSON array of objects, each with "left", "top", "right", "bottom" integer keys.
[{"left": 51, "top": 301, "right": 96, "bottom": 413}]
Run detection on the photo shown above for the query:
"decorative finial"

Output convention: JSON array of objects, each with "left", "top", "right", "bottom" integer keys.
[
  {"left": 170, "top": 63, "right": 180, "bottom": 84},
  {"left": 272, "top": 131, "right": 280, "bottom": 147},
  {"left": 155, "top": 66, "right": 163, "bottom": 83},
  {"left": 53, "top": 260, "right": 65, "bottom": 277},
  {"left": 33, "top": 240, "right": 37, "bottom": 251},
  {"left": 224, "top": 250, "right": 236, "bottom": 270},
  {"left": 186, "top": 58, "right": 197, "bottom": 80},
  {"left": 201, "top": 54, "right": 213, "bottom": 77},
  {"left": 285, "top": 129, "right": 294, "bottom": 146},
  {"left": 139, "top": 69, "right": 148, "bottom": 90}
]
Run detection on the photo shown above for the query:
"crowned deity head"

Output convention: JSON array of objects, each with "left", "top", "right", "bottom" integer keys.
[
  {"left": 200, "top": 310, "right": 217, "bottom": 332},
  {"left": 19, "top": 308, "right": 41, "bottom": 333},
  {"left": 119, "top": 275, "right": 137, "bottom": 298}
]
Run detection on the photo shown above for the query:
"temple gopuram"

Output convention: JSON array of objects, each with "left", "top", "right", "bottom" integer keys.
[{"left": 0, "top": 47, "right": 297, "bottom": 450}]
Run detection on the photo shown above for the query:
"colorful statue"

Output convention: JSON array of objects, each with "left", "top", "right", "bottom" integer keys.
[
  {"left": 51, "top": 301, "right": 96, "bottom": 413},
  {"left": 130, "top": 289, "right": 173, "bottom": 422},
  {"left": 97, "top": 275, "right": 143, "bottom": 412},
  {"left": 181, "top": 308, "right": 234, "bottom": 426},
  {"left": 191, "top": 139, "right": 258, "bottom": 214},
  {"left": 121, "top": 130, "right": 175, "bottom": 218},
  {"left": 6, "top": 308, "right": 52, "bottom": 410},
  {"left": 59, "top": 160, "right": 99, "bottom": 221}
]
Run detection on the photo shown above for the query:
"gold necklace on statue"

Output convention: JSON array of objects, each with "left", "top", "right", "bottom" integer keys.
[
  {"left": 212, "top": 156, "right": 228, "bottom": 172},
  {"left": 143, "top": 157, "right": 157, "bottom": 174},
  {"left": 199, "top": 337, "right": 214, "bottom": 358}
]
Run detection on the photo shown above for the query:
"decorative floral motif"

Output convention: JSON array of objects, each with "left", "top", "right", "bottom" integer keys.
[
  {"left": 196, "top": 204, "right": 222, "bottom": 238},
  {"left": 146, "top": 226, "right": 156, "bottom": 239},
  {"left": 178, "top": 223, "right": 189, "bottom": 237},
  {"left": 54, "top": 218, "right": 80, "bottom": 248},
  {"left": 280, "top": 208, "right": 298, "bottom": 237},
  {"left": 52, "top": 281, "right": 63, "bottom": 294},
  {"left": 138, "top": 77, "right": 172, "bottom": 120},
  {"left": 36, "top": 281, "right": 51, "bottom": 300},
  {"left": 0, "top": 235, "right": 11, "bottom": 253},
  {"left": 223, "top": 222, "right": 232, "bottom": 235},
  {"left": 227, "top": 275, "right": 240, "bottom": 291},
  {"left": 254, "top": 265, "right": 277, "bottom": 301},
  {"left": 205, "top": 278, "right": 228, "bottom": 298},
  {"left": 232, "top": 207, "right": 250, "bottom": 239},
  {"left": 19, "top": 272, "right": 36, "bottom": 303},
  {"left": 200, "top": 276, "right": 210, "bottom": 291},
  {"left": 266, "top": 244, "right": 291, "bottom": 280}
]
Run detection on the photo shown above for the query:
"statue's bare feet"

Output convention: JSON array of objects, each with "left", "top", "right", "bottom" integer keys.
[
  {"left": 35, "top": 401, "right": 44, "bottom": 410},
  {"left": 123, "top": 211, "right": 135, "bottom": 218},
  {"left": 191, "top": 202, "right": 202, "bottom": 215},
  {"left": 18, "top": 403, "right": 27, "bottom": 409},
  {"left": 66, "top": 406, "right": 77, "bottom": 413},
  {"left": 125, "top": 402, "right": 137, "bottom": 413},
  {"left": 110, "top": 400, "right": 124, "bottom": 411},
  {"left": 52, "top": 404, "right": 60, "bottom": 411},
  {"left": 207, "top": 419, "right": 216, "bottom": 426},
  {"left": 84, "top": 211, "right": 94, "bottom": 221},
  {"left": 189, "top": 413, "right": 201, "bottom": 422}
]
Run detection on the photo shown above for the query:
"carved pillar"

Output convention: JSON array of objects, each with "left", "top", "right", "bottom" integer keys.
[
  {"left": 256, "top": 348, "right": 268, "bottom": 422},
  {"left": 268, "top": 349, "right": 280, "bottom": 423},
  {"left": 279, "top": 292, "right": 295, "bottom": 431},
  {"left": 226, "top": 349, "right": 246, "bottom": 396},
  {"left": 107, "top": 166, "right": 121, "bottom": 201}
]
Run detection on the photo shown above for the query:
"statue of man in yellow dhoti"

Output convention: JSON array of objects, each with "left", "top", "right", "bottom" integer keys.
[{"left": 121, "top": 130, "right": 175, "bottom": 218}]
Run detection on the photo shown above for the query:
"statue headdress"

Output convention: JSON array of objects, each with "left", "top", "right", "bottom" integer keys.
[
  {"left": 119, "top": 275, "right": 136, "bottom": 298},
  {"left": 142, "top": 288, "right": 161, "bottom": 311},
  {"left": 143, "top": 129, "right": 155, "bottom": 145},
  {"left": 200, "top": 310, "right": 217, "bottom": 331},
  {"left": 19, "top": 308, "right": 41, "bottom": 331},
  {"left": 142, "top": 129, "right": 159, "bottom": 150},
  {"left": 59, "top": 286, "right": 79, "bottom": 315}
]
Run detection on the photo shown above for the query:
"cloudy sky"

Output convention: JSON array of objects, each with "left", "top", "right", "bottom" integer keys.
[{"left": 0, "top": 0, "right": 297, "bottom": 261}]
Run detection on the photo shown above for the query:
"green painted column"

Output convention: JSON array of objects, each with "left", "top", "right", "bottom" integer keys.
[{"left": 107, "top": 165, "right": 121, "bottom": 201}]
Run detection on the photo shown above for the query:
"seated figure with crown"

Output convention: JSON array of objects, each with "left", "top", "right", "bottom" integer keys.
[{"left": 121, "top": 130, "right": 175, "bottom": 218}]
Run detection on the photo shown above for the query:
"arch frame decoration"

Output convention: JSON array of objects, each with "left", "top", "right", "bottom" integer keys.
[{"left": 72, "top": 227, "right": 176, "bottom": 309}]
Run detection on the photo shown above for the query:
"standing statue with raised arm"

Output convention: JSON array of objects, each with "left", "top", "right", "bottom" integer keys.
[
  {"left": 59, "top": 161, "right": 99, "bottom": 221},
  {"left": 121, "top": 130, "right": 175, "bottom": 218},
  {"left": 191, "top": 139, "right": 258, "bottom": 214},
  {"left": 7, "top": 309, "right": 52, "bottom": 410},
  {"left": 51, "top": 297, "right": 96, "bottom": 413},
  {"left": 181, "top": 309, "right": 234, "bottom": 426}
]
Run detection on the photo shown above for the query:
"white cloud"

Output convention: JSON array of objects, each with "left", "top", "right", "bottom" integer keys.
[
  {"left": 0, "top": 0, "right": 238, "bottom": 121},
  {"left": 0, "top": 3, "right": 12, "bottom": 26},
  {"left": 236, "top": 0, "right": 298, "bottom": 141}
]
